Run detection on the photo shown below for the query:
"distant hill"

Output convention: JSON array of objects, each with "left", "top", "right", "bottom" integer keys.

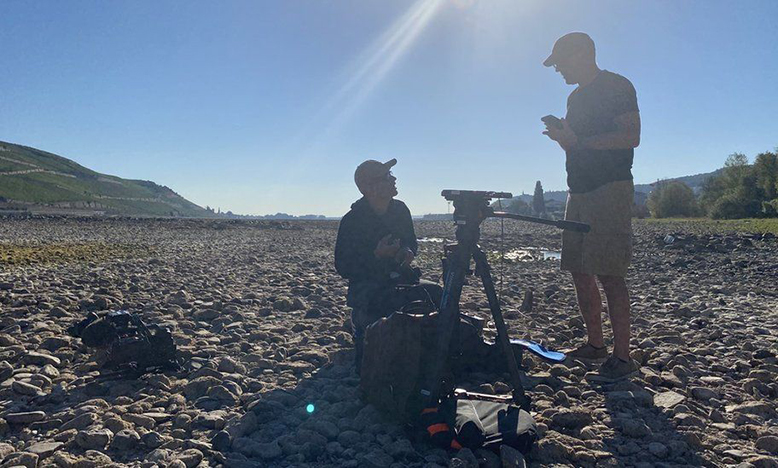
[
  {"left": 0, "top": 141, "right": 212, "bottom": 217},
  {"left": 635, "top": 169, "right": 725, "bottom": 195},
  {"left": 420, "top": 213, "right": 452, "bottom": 220},
  {"left": 213, "top": 211, "right": 331, "bottom": 220}
]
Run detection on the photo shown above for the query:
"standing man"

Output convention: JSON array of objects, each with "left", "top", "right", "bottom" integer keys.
[
  {"left": 542, "top": 32, "right": 641, "bottom": 382},
  {"left": 335, "top": 158, "right": 441, "bottom": 374}
]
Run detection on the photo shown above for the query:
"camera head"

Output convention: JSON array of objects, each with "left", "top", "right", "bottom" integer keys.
[
  {"left": 441, "top": 189, "right": 589, "bottom": 233},
  {"left": 441, "top": 190, "right": 512, "bottom": 227},
  {"left": 441, "top": 190, "right": 512, "bottom": 202}
]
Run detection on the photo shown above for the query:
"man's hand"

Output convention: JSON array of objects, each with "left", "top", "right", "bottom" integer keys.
[
  {"left": 394, "top": 247, "right": 414, "bottom": 268},
  {"left": 543, "top": 118, "right": 579, "bottom": 152},
  {"left": 374, "top": 234, "right": 400, "bottom": 259}
]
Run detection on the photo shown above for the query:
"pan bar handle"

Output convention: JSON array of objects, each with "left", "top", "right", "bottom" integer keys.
[{"left": 491, "top": 211, "right": 590, "bottom": 233}]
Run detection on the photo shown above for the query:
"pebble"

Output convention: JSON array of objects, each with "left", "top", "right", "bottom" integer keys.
[
  {"left": 550, "top": 408, "right": 592, "bottom": 429},
  {"left": 691, "top": 386, "right": 719, "bottom": 401},
  {"left": 110, "top": 429, "right": 141, "bottom": 450},
  {"left": 75, "top": 428, "right": 113, "bottom": 450},
  {"left": 123, "top": 413, "right": 156, "bottom": 429},
  {"left": 361, "top": 449, "right": 394, "bottom": 468},
  {"left": 5, "top": 411, "right": 46, "bottom": 424},
  {"left": 26, "top": 441, "right": 63, "bottom": 459},
  {"left": 0, "top": 361, "right": 13, "bottom": 381},
  {"left": 500, "top": 444, "right": 526, "bottom": 467},
  {"left": 673, "top": 413, "right": 706, "bottom": 428},
  {"left": 1, "top": 452, "right": 38, "bottom": 468},
  {"left": 654, "top": 390, "right": 686, "bottom": 409},
  {"left": 0, "top": 443, "right": 15, "bottom": 460},
  {"left": 142, "top": 431, "right": 166, "bottom": 448},
  {"left": 755, "top": 435, "right": 778, "bottom": 454},
  {"left": 11, "top": 380, "right": 43, "bottom": 396},
  {"left": 60, "top": 412, "right": 99, "bottom": 431},
  {"left": 23, "top": 351, "right": 61, "bottom": 367},
  {"left": 175, "top": 448, "right": 204, "bottom": 468},
  {"left": 338, "top": 430, "right": 362, "bottom": 448},
  {"left": 616, "top": 418, "right": 652, "bottom": 438},
  {"left": 648, "top": 441, "right": 669, "bottom": 458}
]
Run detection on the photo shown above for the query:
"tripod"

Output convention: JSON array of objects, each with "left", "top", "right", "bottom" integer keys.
[{"left": 419, "top": 190, "right": 590, "bottom": 412}]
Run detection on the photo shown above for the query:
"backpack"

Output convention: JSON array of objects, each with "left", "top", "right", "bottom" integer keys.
[
  {"left": 359, "top": 310, "right": 495, "bottom": 421},
  {"left": 359, "top": 309, "right": 539, "bottom": 454},
  {"left": 359, "top": 309, "right": 526, "bottom": 419},
  {"left": 68, "top": 310, "right": 177, "bottom": 374},
  {"left": 359, "top": 311, "right": 443, "bottom": 422},
  {"left": 421, "top": 391, "right": 538, "bottom": 454}
]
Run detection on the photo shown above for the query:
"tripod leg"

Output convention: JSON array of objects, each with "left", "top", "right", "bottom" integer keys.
[
  {"left": 472, "top": 247, "right": 530, "bottom": 410},
  {"left": 419, "top": 245, "right": 469, "bottom": 409}
]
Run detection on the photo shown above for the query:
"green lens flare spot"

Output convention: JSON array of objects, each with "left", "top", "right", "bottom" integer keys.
[{"left": 306, "top": 404, "right": 315, "bottom": 414}]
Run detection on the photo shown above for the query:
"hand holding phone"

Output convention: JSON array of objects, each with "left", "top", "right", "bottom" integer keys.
[{"left": 375, "top": 234, "right": 400, "bottom": 258}]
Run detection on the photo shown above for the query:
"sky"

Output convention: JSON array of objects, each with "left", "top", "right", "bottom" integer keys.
[{"left": 1, "top": 0, "right": 777, "bottom": 217}]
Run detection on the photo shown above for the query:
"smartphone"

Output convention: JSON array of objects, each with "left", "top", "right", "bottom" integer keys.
[{"left": 541, "top": 114, "right": 563, "bottom": 129}]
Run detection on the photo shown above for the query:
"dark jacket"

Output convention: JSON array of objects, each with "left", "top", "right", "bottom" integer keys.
[{"left": 334, "top": 197, "right": 418, "bottom": 306}]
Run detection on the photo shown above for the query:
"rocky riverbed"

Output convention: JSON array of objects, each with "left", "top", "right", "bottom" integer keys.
[{"left": 1, "top": 216, "right": 777, "bottom": 468}]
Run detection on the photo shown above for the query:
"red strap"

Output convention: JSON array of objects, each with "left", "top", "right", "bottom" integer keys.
[
  {"left": 421, "top": 407, "right": 438, "bottom": 415},
  {"left": 451, "top": 440, "right": 463, "bottom": 450},
  {"left": 426, "top": 423, "right": 450, "bottom": 436}
]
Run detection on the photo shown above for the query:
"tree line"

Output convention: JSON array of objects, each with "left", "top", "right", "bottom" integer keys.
[
  {"left": 500, "top": 181, "right": 550, "bottom": 217},
  {"left": 648, "top": 149, "right": 778, "bottom": 219}
]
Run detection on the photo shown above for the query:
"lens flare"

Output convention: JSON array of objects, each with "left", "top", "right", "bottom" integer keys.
[
  {"left": 306, "top": 404, "right": 315, "bottom": 414},
  {"left": 295, "top": 0, "right": 445, "bottom": 149},
  {"left": 451, "top": 0, "right": 477, "bottom": 9},
  {"left": 327, "top": 0, "right": 445, "bottom": 127}
]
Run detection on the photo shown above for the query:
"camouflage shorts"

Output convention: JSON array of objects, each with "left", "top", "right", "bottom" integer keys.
[{"left": 561, "top": 180, "right": 633, "bottom": 277}]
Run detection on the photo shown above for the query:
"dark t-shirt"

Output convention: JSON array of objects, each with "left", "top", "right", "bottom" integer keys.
[{"left": 565, "top": 70, "right": 639, "bottom": 193}]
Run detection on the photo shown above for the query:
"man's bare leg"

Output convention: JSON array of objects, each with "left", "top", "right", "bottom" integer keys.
[
  {"left": 599, "top": 275, "right": 631, "bottom": 360},
  {"left": 572, "top": 272, "right": 605, "bottom": 348}
]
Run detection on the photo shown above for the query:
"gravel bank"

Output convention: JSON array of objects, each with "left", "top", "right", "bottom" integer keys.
[{"left": 1, "top": 217, "right": 776, "bottom": 467}]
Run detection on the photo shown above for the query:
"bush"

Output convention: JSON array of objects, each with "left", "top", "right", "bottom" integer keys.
[
  {"left": 754, "top": 151, "right": 778, "bottom": 200},
  {"left": 632, "top": 203, "right": 650, "bottom": 219},
  {"left": 699, "top": 151, "right": 778, "bottom": 218},
  {"left": 506, "top": 199, "right": 531, "bottom": 215},
  {"left": 648, "top": 181, "right": 699, "bottom": 218},
  {"left": 699, "top": 174, "right": 727, "bottom": 215},
  {"left": 710, "top": 193, "right": 762, "bottom": 219}
]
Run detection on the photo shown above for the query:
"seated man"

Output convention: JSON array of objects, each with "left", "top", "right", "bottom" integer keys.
[{"left": 335, "top": 158, "right": 442, "bottom": 373}]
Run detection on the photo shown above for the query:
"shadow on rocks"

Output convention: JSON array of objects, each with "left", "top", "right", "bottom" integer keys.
[
  {"left": 596, "top": 379, "right": 705, "bottom": 467},
  {"left": 209, "top": 348, "right": 453, "bottom": 468}
]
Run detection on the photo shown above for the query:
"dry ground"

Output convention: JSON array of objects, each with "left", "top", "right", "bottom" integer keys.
[{"left": 1, "top": 217, "right": 777, "bottom": 467}]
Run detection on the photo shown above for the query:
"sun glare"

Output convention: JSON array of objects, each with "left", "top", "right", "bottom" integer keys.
[
  {"left": 451, "top": 0, "right": 478, "bottom": 10},
  {"left": 327, "top": 0, "right": 444, "bottom": 128},
  {"left": 301, "top": 0, "right": 445, "bottom": 147}
]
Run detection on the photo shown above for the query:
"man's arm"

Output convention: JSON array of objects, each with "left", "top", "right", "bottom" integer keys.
[
  {"left": 392, "top": 202, "right": 417, "bottom": 268},
  {"left": 580, "top": 111, "right": 641, "bottom": 150},
  {"left": 335, "top": 215, "right": 375, "bottom": 280},
  {"left": 400, "top": 203, "right": 418, "bottom": 255},
  {"left": 545, "top": 111, "right": 640, "bottom": 153}
]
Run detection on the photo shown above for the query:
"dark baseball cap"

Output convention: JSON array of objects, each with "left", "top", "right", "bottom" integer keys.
[
  {"left": 354, "top": 158, "right": 397, "bottom": 192},
  {"left": 543, "top": 32, "right": 595, "bottom": 67}
]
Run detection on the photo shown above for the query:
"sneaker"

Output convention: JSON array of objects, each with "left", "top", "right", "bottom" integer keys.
[
  {"left": 564, "top": 343, "right": 608, "bottom": 364},
  {"left": 585, "top": 356, "right": 640, "bottom": 383}
]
